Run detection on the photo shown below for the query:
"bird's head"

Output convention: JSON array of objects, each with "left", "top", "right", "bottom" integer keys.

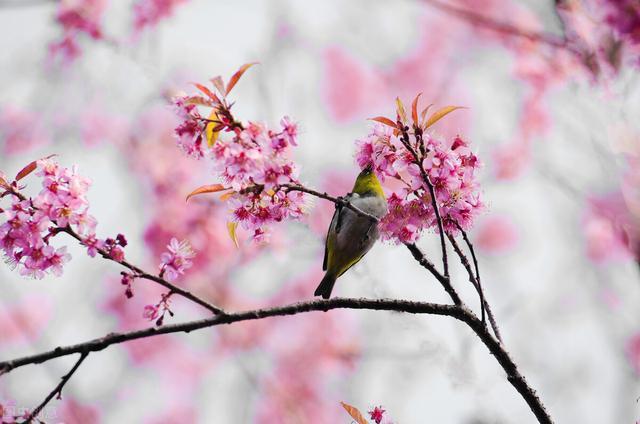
[{"left": 352, "top": 164, "right": 385, "bottom": 197}]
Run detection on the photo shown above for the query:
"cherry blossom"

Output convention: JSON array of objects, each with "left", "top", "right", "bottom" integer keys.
[
  {"left": 172, "top": 68, "right": 308, "bottom": 242},
  {"left": 355, "top": 120, "right": 483, "bottom": 242},
  {"left": 369, "top": 405, "right": 386, "bottom": 424},
  {"left": 159, "top": 237, "right": 195, "bottom": 282}
]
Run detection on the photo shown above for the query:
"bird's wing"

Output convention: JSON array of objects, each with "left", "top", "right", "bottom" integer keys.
[
  {"left": 323, "top": 206, "right": 340, "bottom": 271},
  {"left": 336, "top": 218, "right": 377, "bottom": 277}
]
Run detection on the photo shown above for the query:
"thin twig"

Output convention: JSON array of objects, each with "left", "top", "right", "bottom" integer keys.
[
  {"left": 22, "top": 352, "right": 88, "bottom": 424},
  {"left": 457, "top": 226, "right": 502, "bottom": 342},
  {"left": 421, "top": 0, "right": 582, "bottom": 57},
  {"left": 59, "top": 227, "right": 225, "bottom": 315},
  {"left": 281, "top": 184, "right": 380, "bottom": 222},
  {"left": 447, "top": 234, "right": 502, "bottom": 343},
  {"left": 6, "top": 188, "right": 224, "bottom": 315}
]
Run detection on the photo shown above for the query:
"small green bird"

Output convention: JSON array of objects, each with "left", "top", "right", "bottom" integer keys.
[{"left": 315, "top": 165, "right": 388, "bottom": 299}]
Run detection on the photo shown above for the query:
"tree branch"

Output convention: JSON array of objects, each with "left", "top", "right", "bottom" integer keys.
[
  {"left": 421, "top": 0, "right": 581, "bottom": 56},
  {"left": 1, "top": 296, "right": 553, "bottom": 424},
  {"left": 404, "top": 242, "right": 461, "bottom": 305},
  {"left": 0, "top": 298, "right": 460, "bottom": 375},
  {"left": 22, "top": 352, "right": 88, "bottom": 424}
]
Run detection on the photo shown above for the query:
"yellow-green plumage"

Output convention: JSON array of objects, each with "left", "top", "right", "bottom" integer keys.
[{"left": 315, "top": 167, "right": 388, "bottom": 299}]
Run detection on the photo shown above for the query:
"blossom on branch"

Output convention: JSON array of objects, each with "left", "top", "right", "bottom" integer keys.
[
  {"left": 159, "top": 237, "right": 195, "bottom": 282},
  {"left": 174, "top": 64, "right": 307, "bottom": 242},
  {"left": 355, "top": 98, "right": 483, "bottom": 242},
  {"left": 49, "top": 0, "right": 107, "bottom": 64}
]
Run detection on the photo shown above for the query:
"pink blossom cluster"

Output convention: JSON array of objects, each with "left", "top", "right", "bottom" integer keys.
[
  {"left": 143, "top": 292, "right": 173, "bottom": 326},
  {"left": 49, "top": 0, "right": 107, "bottom": 64},
  {"left": 355, "top": 124, "right": 482, "bottom": 242},
  {"left": 0, "top": 159, "right": 127, "bottom": 278},
  {"left": 173, "top": 93, "right": 306, "bottom": 241},
  {"left": 602, "top": 0, "right": 640, "bottom": 46},
  {"left": 133, "top": 0, "right": 188, "bottom": 33}
]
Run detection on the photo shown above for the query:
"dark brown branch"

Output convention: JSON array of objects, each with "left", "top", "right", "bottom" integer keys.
[
  {"left": 0, "top": 298, "right": 460, "bottom": 375},
  {"left": 0, "top": 296, "right": 552, "bottom": 423},
  {"left": 59, "top": 227, "right": 224, "bottom": 315},
  {"left": 22, "top": 352, "right": 88, "bottom": 424},
  {"left": 404, "top": 242, "right": 461, "bottom": 305}
]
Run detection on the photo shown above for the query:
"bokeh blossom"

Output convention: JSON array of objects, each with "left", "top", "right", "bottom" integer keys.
[
  {"left": 133, "top": 0, "right": 189, "bottom": 34},
  {"left": 49, "top": 0, "right": 107, "bottom": 64}
]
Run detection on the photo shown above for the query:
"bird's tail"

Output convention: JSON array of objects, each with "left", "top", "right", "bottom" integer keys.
[{"left": 314, "top": 272, "right": 337, "bottom": 299}]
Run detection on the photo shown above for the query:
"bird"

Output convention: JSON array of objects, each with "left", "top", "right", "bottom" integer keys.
[{"left": 314, "top": 165, "right": 388, "bottom": 299}]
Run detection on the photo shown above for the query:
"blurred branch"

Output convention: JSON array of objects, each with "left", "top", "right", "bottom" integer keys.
[
  {"left": 421, "top": 0, "right": 583, "bottom": 57},
  {"left": 22, "top": 352, "right": 88, "bottom": 424}
]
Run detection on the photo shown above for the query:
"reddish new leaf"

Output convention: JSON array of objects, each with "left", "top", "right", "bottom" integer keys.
[
  {"left": 340, "top": 402, "right": 368, "bottom": 424},
  {"left": 226, "top": 62, "right": 258, "bottom": 96},
  {"left": 15, "top": 154, "right": 56, "bottom": 181},
  {"left": 395, "top": 97, "right": 408, "bottom": 124},
  {"left": 369, "top": 116, "right": 397, "bottom": 129},
  {"left": 210, "top": 76, "right": 226, "bottom": 96},
  {"left": 424, "top": 105, "right": 465, "bottom": 129},
  {"left": 411, "top": 92, "right": 422, "bottom": 126},
  {"left": 0, "top": 175, "right": 9, "bottom": 190},
  {"left": 420, "top": 103, "right": 433, "bottom": 127},
  {"left": 185, "top": 184, "right": 228, "bottom": 202},
  {"left": 193, "top": 83, "right": 221, "bottom": 104}
]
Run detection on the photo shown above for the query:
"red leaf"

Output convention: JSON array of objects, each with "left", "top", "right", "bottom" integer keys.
[
  {"left": 369, "top": 116, "right": 397, "bottom": 128},
  {"left": 0, "top": 175, "right": 9, "bottom": 190},
  {"left": 226, "top": 62, "right": 258, "bottom": 96},
  {"left": 411, "top": 92, "right": 422, "bottom": 126},
  {"left": 15, "top": 154, "right": 56, "bottom": 181},
  {"left": 192, "top": 83, "right": 220, "bottom": 104},
  {"left": 185, "top": 184, "right": 229, "bottom": 202},
  {"left": 210, "top": 76, "right": 226, "bottom": 96},
  {"left": 340, "top": 402, "right": 368, "bottom": 424}
]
